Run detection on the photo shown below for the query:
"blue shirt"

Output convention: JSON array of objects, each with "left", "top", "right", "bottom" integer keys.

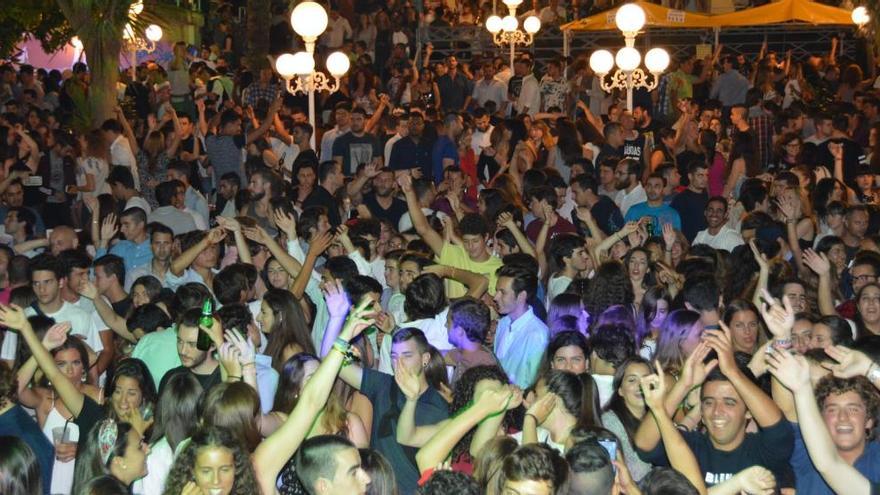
[
  {"left": 254, "top": 353, "right": 279, "bottom": 414},
  {"left": 431, "top": 136, "right": 458, "bottom": 184},
  {"left": 494, "top": 307, "right": 549, "bottom": 389},
  {"left": 790, "top": 421, "right": 880, "bottom": 494},
  {"left": 0, "top": 405, "right": 54, "bottom": 494},
  {"left": 97, "top": 238, "right": 152, "bottom": 275},
  {"left": 624, "top": 202, "right": 682, "bottom": 236}
]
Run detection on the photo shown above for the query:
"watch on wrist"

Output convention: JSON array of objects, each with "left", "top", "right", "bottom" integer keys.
[{"left": 867, "top": 363, "right": 880, "bottom": 383}]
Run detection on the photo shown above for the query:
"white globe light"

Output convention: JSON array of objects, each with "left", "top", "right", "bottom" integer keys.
[
  {"left": 503, "top": 0, "right": 523, "bottom": 7},
  {"left": 145, "top": 24, "right": 163, "bottom": 42},
  {"left": 486, "top": 15, "right": 503, "bottom": 34},
  {"left": 71, "top": 36, "right": 83, "bottom": 50},
  {"left": 129, "top": 1, "right": 144, "bottom": 16},
  {"left": 615, "top": 46, "right": 641, "bottom": 72},
  {"left": 275, "top": 53, "right": 298, "bottom": 79},
  {"left": 291, "top": 51, "right": 316, "bottom": 75},
  {"left": 122, "top": 23, "right": 135, "bottom": 40},
  {"left": 615, "top": 3, "right": 646, "bottom": 34},
  {"left": 524, "top": 16, "right": 541, "bottom": 34},
  {"left": 501, "top": 15, "right": 519, "bottom": 32},
  {"left": 326, "top": 51, "right": 350, "bottom": 77},
  {"left": 291, "top": 1, "right": 329, "bottom": 39},
  {"left": 645, "top": 47, "right": 670, "bottom": 73},
  {"left": 589, "top": 50, "right": 614, "bottom": 75},
  {"left": 852, "top": 6, "right": 870, "bottom": 25}
]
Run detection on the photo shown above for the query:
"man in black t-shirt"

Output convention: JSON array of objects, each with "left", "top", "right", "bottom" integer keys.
[
  {"left": 362, "top": 168, "right": 408, "bottom": 226},
  {"left": 671, "top": 161, "right": 710, "bottom": 242},
  {"left": 636, "top": 331, "right": 794, "bottom": 488},
  {"left": 570, "top": 173, "right": 624, "bottom": 236},
  {"left": 332, "top": 107, "right": 383, "bottom": 176},
  {"left": 160, "top": 308, "right": 222, "bottom": 393},
  {"left": 303, "top": 161, "right": 345, "bottom": 226}
]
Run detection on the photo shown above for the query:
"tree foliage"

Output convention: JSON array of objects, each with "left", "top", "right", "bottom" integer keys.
[{"left": 0, "top": 0, "right": 74, "bottom": 59}]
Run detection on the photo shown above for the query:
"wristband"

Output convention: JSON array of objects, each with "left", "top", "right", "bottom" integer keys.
[
  {"left": 773, "top": 338, "right": 792, "bottom": 350},
  {"left": 867, "top": 363, "right": 880, "bottom": 383},
  {"left": 227, "top": 375, "right": 241, "bottom": 381},
  {"left": 334, "top": 337, "right": 352, "bottom": 352}
]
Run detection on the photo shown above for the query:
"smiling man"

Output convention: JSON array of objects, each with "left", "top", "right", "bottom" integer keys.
[{"left": 692, "top": 196, "right": 744, "bottom": 252}]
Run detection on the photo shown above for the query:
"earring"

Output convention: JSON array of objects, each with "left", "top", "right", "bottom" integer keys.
[{"left": 81, "top": 375, "right": 87, "bottom": 383}]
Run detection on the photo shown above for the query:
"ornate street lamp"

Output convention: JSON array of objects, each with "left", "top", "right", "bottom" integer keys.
[
  {"left": 485, "top": 0, "right": 541, "bottom": 71},
  {"left": 588, "top": 3, "right": 669, "bottom": 111},
  {"left": 275, "top": 1, "right": 350, "bottom": 149}
]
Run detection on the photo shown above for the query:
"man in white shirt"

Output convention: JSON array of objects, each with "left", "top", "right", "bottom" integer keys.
[
  {"left": 166, "top": 161, "right": 209, "bottom": 228},
  {"left": 101, "top": 119, "right": 140, "bottom": 190},
  {"left": 493, "top": 264, "right": 548, "bottom": 389},
  {"left": 320, "top": 10, "right": 352, "bottom": 51},
  {"left": 0, "top": 254, "right": 109, "bottom": 379},
  {"left": 384, "top": 114, "right": 408, "bottom": 166},
  {"left": 614, "top": 158, "right": 647, "bottom": 217},
  {"left": 470, "top": 108, "right": 493, "bottom": 156},
  {"left": 693, "top": 196, "right": 745, "bottom": 252},
  {"left": 513, "top": 58, "right": 541, "bottom": 117},
  {"left": 472, "top": 62, "right": 507, "bottom": 112},
  {"left": 319, "top": 101, "right": 352, "bottom": 163}
]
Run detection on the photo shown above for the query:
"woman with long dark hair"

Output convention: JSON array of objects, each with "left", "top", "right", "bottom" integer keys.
[
  {"left": 722, "top": 299, "right": 767, "bottom": 355},
  {"left": 519, "top": 370, "right": 602, "bottom": 452},
  {"left": 0, "top": 436, "right": 43, "bottom": 495},
  {"left": 601, "top": 357, "right": 654, "bottom": 481},
  {"left": 72, "top": 418, "right": 149, "bottom": 494},
  {"left": 258, "top": 289, "right": 316, "bottom": 373}
]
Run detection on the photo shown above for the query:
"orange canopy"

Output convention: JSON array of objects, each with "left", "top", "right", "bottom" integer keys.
[
  {"left": 709, "top": 0, "right": 855, "bottom": 26},
  {"left": 561, "top": 0, "right": 717, "bottom": 31}
]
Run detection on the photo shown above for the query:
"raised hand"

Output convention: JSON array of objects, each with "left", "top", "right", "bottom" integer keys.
[
  {"left": 736, "top": 466, "right": 776, "bottom": 495},
  {"left": 802, "top": 249, "right": 831, "bottom": 276},
  {"left": 396, "top": 173, "right": 413, "bottom": 194},
  {"left": 759, "top": 288, "right": 794, "bottom": 339},
  {"left": 0, "top": 304, "right": 29, "bottom": 331},
  {"left": 766, "top": 349, "right": 811, "bottom": 394},
  {"left": 824, "top": 345, "right": 874, "bottom": 378},
  {"left": 341, "top": 296, "right": 377, "bottom": 339},
  {"left": 100, "top": 213, "right": 119, "bottom": 242},
  {"left": 218, "top": 341, "right": 242, "bottom": 377},
  {"left": 206, "top": 227, "right": 227, "bottom": 245},
  {"left": 575, "top": 206, "right": 593, "bottom": 225},
  {"left": 497, "top": 211, "right": 515, "bottom": 230},
  {"left": 475, "top": 384, "right": 514, "bottom": 417},
  {"left": 681, "top": 341, "right": 718, "bottom": 388},
  {"left": 394, "top": 357, "right": 422, "bottom": 400},
  {"left": 42, "top": 322, "right": 72, "bottom": 351},
  {"left": 76, "top": 280, "right": 98, "bottom": 300},
  {"left": 749, "top": 239, "right": 769, "bottom": 272},
  {"left": 703, "top": 324, "right": 737, "bottom": 376},
  {"left": 273, "top": 209, "right": 297, "bottom": 239},
  {"left": 661, "top": 222, "right": 676, "bottom": 248},
  {"left": 216, "top": 215, "right": 241, "bottom": 233},
  {"left": 640, "top": 361, "right": 668, "bottom": 412},
  {"left": 308, "top": 231, "right": 334, "bottom": 257},
  {"left": 828, "top": 141, "right": 843, "bottom": 161},
  {"left": 242, "top": 225, "right": 268, "bottom": 245},
  {"left": 323, "top": 279, "right": 352, "bottom": 319},
  {"left": 225, "top": 328, "right": 255, "bottom": 365},
  {"left": 526, "top": 392, "right": 557, "bottom": 425}
]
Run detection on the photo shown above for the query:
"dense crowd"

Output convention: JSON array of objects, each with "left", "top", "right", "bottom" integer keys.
[{"left": 4, "top": 2, "right": 880, "bottom": 494}]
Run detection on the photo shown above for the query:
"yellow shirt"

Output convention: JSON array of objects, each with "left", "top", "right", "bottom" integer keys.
[{"left": 437, "top": 242, "right": 503, "bottom": 298}]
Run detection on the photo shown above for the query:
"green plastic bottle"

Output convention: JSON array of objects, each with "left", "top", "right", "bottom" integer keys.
[{"left": 196, "top": 299, "right": 214, "bottom": 351}]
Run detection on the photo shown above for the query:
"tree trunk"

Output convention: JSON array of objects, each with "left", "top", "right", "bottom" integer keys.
[
  {"left": 246, "top": 0, "right": 270, "bottom": 70},
  {"left": 83, "top": 35, "right": 122, "bottom": 128}
]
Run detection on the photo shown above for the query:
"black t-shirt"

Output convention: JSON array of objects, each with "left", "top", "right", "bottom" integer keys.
[
  {"left": 589, "top": 195, "right": 625, "bottom": 236},
  {"left": 111, "top": 297, "right": 133, "bottom": 319},
  {"left": 595, "top": 143, "right": 623, "bottom": 167},
  {"left": 815, "top": 138, "right": 865, "bottom": 188},
  {"left": 388, "top": 137, "right": 432, "bottom": 178},
  {"left": 670, "top": 188, "right": 709, "bottom": 242},
  {"left": 638, "top": 419, "right": 795, "bottom": 488},
  {"left": 303, "top": 185, "right": 342, "bottom": 226},
  {"left": 362, "top": 193, "right": 408, "bottom": 227},
  {"left": 360, "top": 369, "right": 449, "bottom": 494},
  {"left": 623, "top": 132, "right": 646, "bottom": 163},
  {"left": 159, "top": 365, "right": 223, "bottom": 394},
  {"left": 293, "top": 149, "right": 319, "bottom": 172},
  {"left": 331, "top": 131, "right": 382, "bottom": 176}
]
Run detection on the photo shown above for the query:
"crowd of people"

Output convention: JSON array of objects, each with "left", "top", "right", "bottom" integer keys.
[{"left": 4, "top": 1, "right": 880, "bottom": 493}]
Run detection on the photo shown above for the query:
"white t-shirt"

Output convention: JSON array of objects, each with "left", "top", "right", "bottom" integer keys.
[
  {"left": 1, "top": 301, "right": 103, "bottom": 360},
  {"left": 546, "top": 275, "right": 572, "bottom": 308}
]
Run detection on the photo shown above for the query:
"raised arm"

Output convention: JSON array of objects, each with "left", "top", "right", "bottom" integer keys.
[
  {"left": 750, "top": 240, "right": 770, "bottom": 309},
  {"left": 115, "top": 106, "right": 140, "bottom": 155},
  {"left": 290, "top": 232, "right": 332, "bottom": 300},
  {"left": 318, "top": 281, "right": 366, "bottom": 391},
  {"left": 77, "top": 281, "right": 138, "bottom": 343},
  {"left": 171, "top": 227, "right": 225, "bottom": 276},
  {"left": 0, "top": 308, "right": 84, "bottom": 416},
  {"left": 415, "top": 385, "right": 514, "bottom": 473},
  {"left": 802, "top": 249, "right": 836, "bottom": 316},
  {"left": 767, "top": 348, "right": 871, "bottom": 495},
  {"left": 399, "top": 173, "right": 444, "bottom": 255},
  {"left": 423, "top": 265, "right": 488, "bottom": 299},
  {"left": 245, "top": 98, "right": 281, "bottom": 146},
  {"left": 394, "top": 358, "right": 446, "bottom": 448},
  {"left": 641, "top": 364, "right": 707, "bottom": 495},
  {"left": 216, "top": 217, "right": 252, "bottom": 265},
  {"left": 253, "top": 296, "right": 375, "bottom": 494}
]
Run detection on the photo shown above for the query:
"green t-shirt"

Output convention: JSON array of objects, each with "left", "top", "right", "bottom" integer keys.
[
  {"left": 132, "top": 326, "right": 182, "bottom": 387},
  {"left": 437, "top": 242, "right": 502, "bottom": 299}
]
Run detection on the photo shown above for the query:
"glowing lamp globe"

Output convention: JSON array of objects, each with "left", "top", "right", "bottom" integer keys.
[
  {"left": 71, "top": 37, "right": 83, "bottom": 50},
  {"left": 615, "top": 47, "right": 641, "bottom": 72},
  {"left": 486, "top": 15, "right": 503, "bottom": 34},
  {"left": 852, "top": 6, "right": 870, "bottom": 25},
  {"left": 524, "top": 16, "right": 541, "bottom": 34},
  {"left": 326, "top": 51, "right": 351, "bottom": 77},
  {"left": 145, "top": 24, "right": 163, "bottom": 42},
  {"left": 275, "top": 53, "right": 299, "bottom": 79},
  {"left": 615, "top": 3, "right": 646, "bottom": 34},
  {"left": 645, "top": 48, "right": 670, "bottom": 73},
  {"left": 502, "top": 0, "right": 523, "bottom": 7},
  {"left": 501, "top": 15, "right": 519, "bottom": 32},
  {"left": 290, "top": 51, "right": 315, "bottom": 76},
  {"left": 129, "top": 1, "right": 144, "bottom": 16},
  {"left": 291, "top": 1, "right": 329, "bottom": 39},
  {"left": 589, "top": 50, "right": 614, "bottom": 75}
]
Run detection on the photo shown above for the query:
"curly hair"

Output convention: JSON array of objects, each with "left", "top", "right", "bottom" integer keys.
[
  {"left": 450, "top": 366, "right": 512, "bottom": 459},
  {"left": 0, "top": 363, "right": 16, "bottom": 408},
  {"left": 583, "top": 261, "right": 633, "bottom": 322},
  {"left": 815, "top": 375, "right": 880, "bottom": 440},
  {"left": 161, "top": 426, "right": 258, "bottom": 495}
]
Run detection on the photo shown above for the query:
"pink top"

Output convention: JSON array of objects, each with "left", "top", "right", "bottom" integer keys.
[{"left": 708, "top": 152, "right": 727, "bottom": 198}]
